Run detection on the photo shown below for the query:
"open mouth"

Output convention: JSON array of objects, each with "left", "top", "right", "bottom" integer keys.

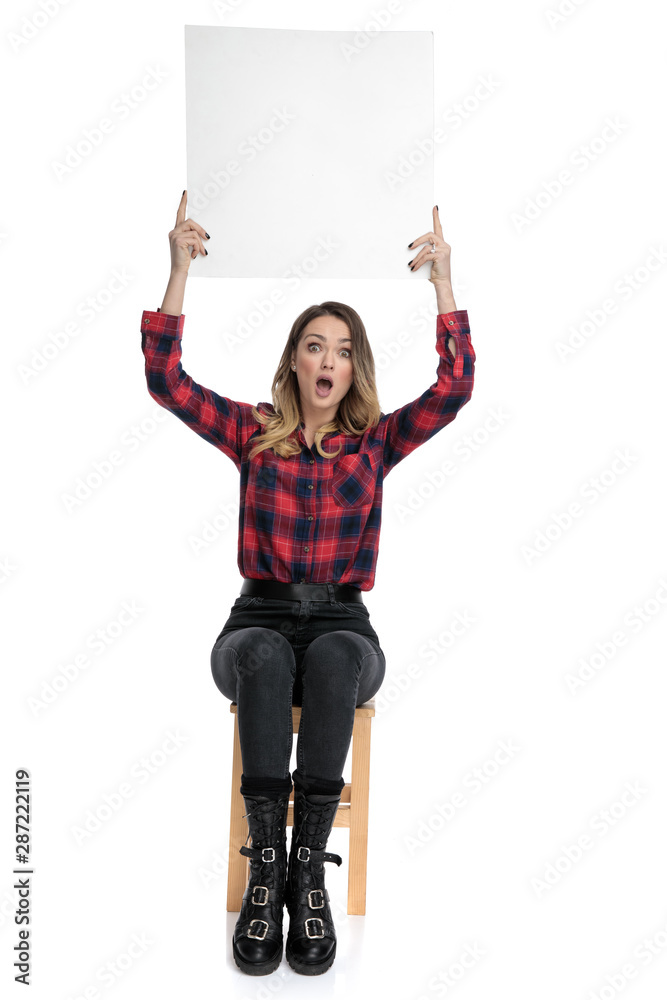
[{"left": 315, "top": 376, "right": 333, "bottom": 397}]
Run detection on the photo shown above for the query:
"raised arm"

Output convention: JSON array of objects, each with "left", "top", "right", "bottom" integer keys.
[
  {"left": 379, "top": 207, "right": 476, "bottom": 472},
  {"left": 141, "top": 191, "right": 259, "bottom": 470}
]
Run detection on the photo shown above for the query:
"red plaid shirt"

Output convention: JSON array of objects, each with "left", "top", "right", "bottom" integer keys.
[{"left": 141, "top": 307, "right": 475, "bottom": 591}]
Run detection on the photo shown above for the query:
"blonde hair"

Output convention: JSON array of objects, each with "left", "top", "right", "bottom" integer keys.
[{"left": 249, "top": 301, "right": 381, "bottom": 460}]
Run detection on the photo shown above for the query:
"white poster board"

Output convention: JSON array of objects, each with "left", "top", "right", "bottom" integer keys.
[{"left": 184, "top": 25, "right": 433, "bottom": 279}]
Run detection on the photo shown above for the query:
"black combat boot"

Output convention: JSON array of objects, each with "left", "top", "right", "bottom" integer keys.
[
  {"left": 285, "top": 786, "right": 343, "bottom": 975},
  {"left": 232, "top": 792, "right": 290, "bottom": 976}
]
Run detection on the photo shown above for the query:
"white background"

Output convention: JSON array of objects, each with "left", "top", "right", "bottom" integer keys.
[{"left": 2, "top": 1, "right": 667, "bottom": 998}]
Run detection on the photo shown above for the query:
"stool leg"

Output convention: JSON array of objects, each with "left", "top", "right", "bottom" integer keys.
[
  {"left": 226, "top": 713, "right": 248, "bottom": 911},
  {"left": 348, "top": 715, "right": 371, "bottom": 915}
]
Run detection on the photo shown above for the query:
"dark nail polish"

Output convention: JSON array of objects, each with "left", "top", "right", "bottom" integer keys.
[
  {"left": 205, "top": 232, "right": 210, "bottom": 239},
  {"left": 182, "top": 189, "right": 186, "bottom": 195},
  {"left": 408, "top": 259, "right": 414, "bottom": 265},
  {"left": 408, "top": 242, "right": 413, "bottom": 248},
  {"left": 436, "top": 205, "right": 439, "bottom": 211}
]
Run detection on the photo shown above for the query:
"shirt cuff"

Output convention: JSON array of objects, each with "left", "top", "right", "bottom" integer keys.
[
  {"left": 437, "top": 309, "right": 469, "bottom": 332},
  {"left": 436, "top": 310, "right": 471, "bottom": 379},
  {"left": 141, "top": 309, "right": 184, "bottom": 338}
]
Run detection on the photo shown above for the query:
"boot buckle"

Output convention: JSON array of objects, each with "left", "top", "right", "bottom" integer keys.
[
  {"left": 261, "top": 847, "right": 275, "bottom": 862},
  {"left": 251, "top": 885, "right": 269, "bottom": 905},
  {"left": 308, "top": 889, "right": 325, "bottom": 909},
  {"left": 305, "top": 917, "right": 324, "bottom": 938},
  {"left": 297, "top": 846, "right": 310, "bottom": 861},
  {"left": 247, "top": 919, "right": 269, "bottom": 940}
]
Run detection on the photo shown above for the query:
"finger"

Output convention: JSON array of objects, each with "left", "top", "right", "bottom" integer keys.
[
  {"left": 408, "top": 245, "right": 438, "bottom": 271},
  {"left": 175, "top": 228, "right": 207, "bottom": 259},
  {"left": 433, "top": 205, "right": 443, "bottom": 238},
  {"left": 408, "top": 230, "right": 436, "bottom": 250},
  {"left": 184, "top": 216, "right": 210, "bottom": 241},
  {"left": 187, "top": 230, "right": 207, "bottom": 258},
  {"left": 176, "top": 189, "right": 187, "bottom": 228}
]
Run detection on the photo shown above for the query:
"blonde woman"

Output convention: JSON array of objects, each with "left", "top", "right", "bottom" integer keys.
[{"left": 140, "top": 191, "right": 476, "bottom": 977}]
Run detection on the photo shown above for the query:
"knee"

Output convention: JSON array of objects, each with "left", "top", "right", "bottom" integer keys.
[
  {"left": 304, "top": 630, "right": 368, "bottom": 678},
  {"left": 214, "top": 627, "right": 294, "bottom": 686}
]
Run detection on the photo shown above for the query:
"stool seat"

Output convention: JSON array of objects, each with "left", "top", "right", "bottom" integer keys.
[{"left": 226, "top": 699, "right": 375, "bottom": 915}]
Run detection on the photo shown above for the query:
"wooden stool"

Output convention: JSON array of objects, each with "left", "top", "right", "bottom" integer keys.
[{"left": 226, "top": 699, "right": 375, "bottom": 916}]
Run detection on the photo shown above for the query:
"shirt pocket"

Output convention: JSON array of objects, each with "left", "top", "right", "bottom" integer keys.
[{"left": 330, "top": 452, "right": 376, "bottom": 508}]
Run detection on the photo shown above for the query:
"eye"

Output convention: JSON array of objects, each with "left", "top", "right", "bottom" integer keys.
[{"left": 307, "top": 342, "right": 351, "bottom": 358}]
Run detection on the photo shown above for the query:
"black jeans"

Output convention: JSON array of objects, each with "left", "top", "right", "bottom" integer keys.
[{"left": 210, "top": 590, "right": 386, "bottom": 790}]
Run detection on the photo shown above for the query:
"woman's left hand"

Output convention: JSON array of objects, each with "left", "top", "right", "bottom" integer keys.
[{"left": 407, "top": 205, "right": 452, "bottom": 286}]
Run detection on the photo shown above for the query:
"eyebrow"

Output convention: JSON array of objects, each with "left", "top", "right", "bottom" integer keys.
[{"left": 306, "top": 333, "right": 352, "bottom": 344}]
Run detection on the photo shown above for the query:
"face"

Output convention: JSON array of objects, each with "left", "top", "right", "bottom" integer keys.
[{"left": 291, "top": 316, "right": 354, "bottom": 423}]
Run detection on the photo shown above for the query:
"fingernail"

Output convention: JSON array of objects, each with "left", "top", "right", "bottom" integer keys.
[
  {"left": 204, "top": 249, "right": 208, "bottom": 255},
  {"left": 407, "top": 242, "right": 413, "bottom": 248},
  {"left": 436, "top": 204, "right": 439, "bottom": 211},
  {"left": 182, "top": 189, "right": 186, "bottom": 195},
  {"left": 205, "top": 232, "right": 210, "bottom": 239},
  {"left": 407, "top": 259, "right": 414, "bottom": 265}
]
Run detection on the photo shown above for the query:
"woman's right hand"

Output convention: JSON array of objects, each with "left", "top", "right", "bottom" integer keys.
[{"left": 169, "top": 190, "right": 210, "bottom": 274}]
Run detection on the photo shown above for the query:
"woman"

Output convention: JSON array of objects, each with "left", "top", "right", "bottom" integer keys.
[{"left": 141, "top": 191, "right": 476, "bottom": 977}]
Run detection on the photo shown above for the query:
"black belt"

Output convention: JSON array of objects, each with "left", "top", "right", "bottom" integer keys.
[{"left": 240, "top": 578, "right": 364, "bottom": 604}]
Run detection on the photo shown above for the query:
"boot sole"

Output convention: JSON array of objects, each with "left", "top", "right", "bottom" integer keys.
[
  {"left": 285, "top": 942, "right": 336, "bottom": 976},
  {"left": 232, "top": 938, "right": 283, "bottom": 976}
]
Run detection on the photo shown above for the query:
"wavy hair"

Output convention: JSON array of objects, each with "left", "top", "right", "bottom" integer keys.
[{"left": 249, "top": 301, "right": 381, "bottom": 461}]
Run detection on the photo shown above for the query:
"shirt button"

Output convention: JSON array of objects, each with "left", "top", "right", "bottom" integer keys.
[
  {"left": 308, "top": 484, "right": 313, "bottom": 489},
  {"left": 309, "top": 459, "right": 314, "bottom": 465},
  {"left": 308, "top": 515, "right": 313, "bottom": 521},
  {"left": 300, "top": 577, "right": 306, "bottom": 583},
  {"left": 448, "top": 320, "right": 454, "bottom": 325},
  {"left": 143, "top": 318, "right": 150, "bottom": 325},
  {"left": 304, "top": 546, "right": 310, "bottom": 552}
]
